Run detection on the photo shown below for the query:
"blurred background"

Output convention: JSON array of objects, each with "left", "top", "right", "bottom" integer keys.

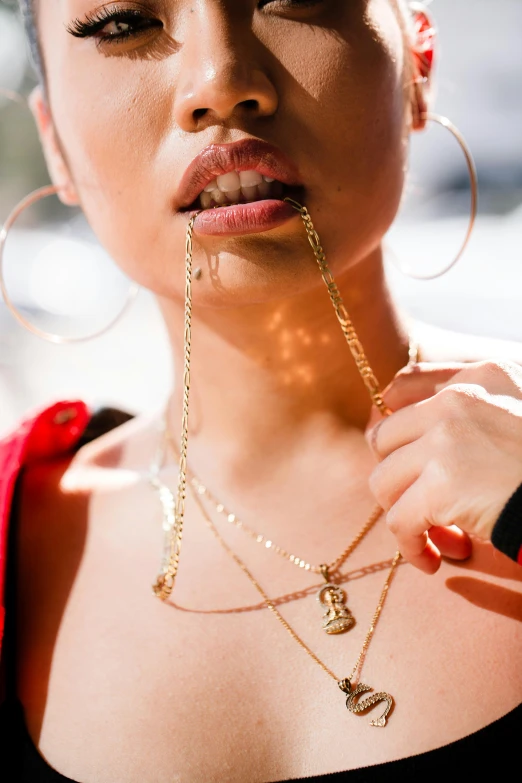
[{"left": 1, "top": 0, "right": 521, "bottom": 435}]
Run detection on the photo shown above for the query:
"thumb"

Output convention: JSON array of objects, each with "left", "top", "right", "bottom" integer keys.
[
  {"left": 379, "top": 362, "right": 467, "bottom": 412},
  {"left": 364, "top": 362, "right": 467, "bottom": 455}
]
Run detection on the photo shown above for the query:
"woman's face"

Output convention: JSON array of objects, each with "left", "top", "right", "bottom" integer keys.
[{"left": 36, "top": 0, "right": 415, "bottom": 306}]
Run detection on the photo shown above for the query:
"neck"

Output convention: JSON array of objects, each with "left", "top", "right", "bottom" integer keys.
[{"left": 159, "top": 245, "right": 411, "bottom": 482}]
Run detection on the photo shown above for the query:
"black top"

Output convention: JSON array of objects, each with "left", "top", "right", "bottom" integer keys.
[
  {"left": 0, "top": 700, "right": 522, "bottom": 783},
  {"left": 0, "top": 692, "right": 520, "bottom": 782},
  {"left": 1, "top": 408, "right": 521, "bottom": 781},
  {"left": 0, "top": 694, "right": 521, "bottom": 782},
  {"left": 492, "top": 481, "right": 522, "bottom": 562}
]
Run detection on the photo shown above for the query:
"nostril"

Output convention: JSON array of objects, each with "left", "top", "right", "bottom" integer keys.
[{"left": 191, "top": 99, "right": 261, "bottom": 125}]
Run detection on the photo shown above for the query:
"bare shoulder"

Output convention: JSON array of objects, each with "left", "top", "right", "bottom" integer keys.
[
  {"left": 15, "top": 409, "right": 160, "bottom": 630},
  {"left": 19, "top": 408, "right": 160, "bottom": 524},
  {"left": 414, "top": 319, "right": 522, "bottom": 365},
  {"left": 72, "top": 407, "right": 161, "bottom": 475}
]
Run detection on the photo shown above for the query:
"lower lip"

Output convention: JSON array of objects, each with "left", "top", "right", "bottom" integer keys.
[{"left": 188, "top": 199, "right": 297, "bottom": 237}]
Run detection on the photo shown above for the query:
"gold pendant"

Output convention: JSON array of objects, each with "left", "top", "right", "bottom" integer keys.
[
  {"left": 317, "top": 583, "right": 355, "bottom": 634},
  {"left": 338, "top": 678, "right": 393, "bottom": 727}
]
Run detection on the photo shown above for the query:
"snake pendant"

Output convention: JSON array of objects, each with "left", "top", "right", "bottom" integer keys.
[{"left": 338, "top": 678, "right": 393, "bottom": 727}]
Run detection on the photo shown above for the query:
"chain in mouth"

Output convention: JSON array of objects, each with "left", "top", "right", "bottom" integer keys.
[{"left": 193, "top": 169, "right": 287, "bottom": 210}]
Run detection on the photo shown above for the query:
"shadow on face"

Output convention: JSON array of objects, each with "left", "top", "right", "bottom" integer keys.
[{"left": 31, "top": 0, "right": 424, "bottom": 308}]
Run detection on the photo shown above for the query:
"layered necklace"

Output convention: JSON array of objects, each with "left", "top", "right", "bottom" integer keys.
[
  {"left": 149, "top": 198, "right": 421, "bottom": 727},
  {"left": 180, "top": 472, "right": 384, "bottom": 635}
]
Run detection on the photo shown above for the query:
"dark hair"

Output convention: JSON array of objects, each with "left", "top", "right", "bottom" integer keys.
[{"left": 18, "top": 0, "right": 44, "bottom": 84}]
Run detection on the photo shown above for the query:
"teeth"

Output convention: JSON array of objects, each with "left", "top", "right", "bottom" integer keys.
[
  {"left": 225, "top": 188, "right": 241, "bottom": 203},
  {"left": 198, "top": 170, "right": 283, "bottom": 209},
  {"left": 210, "top": 188, "right": 227, "bottom": 205},
  {"left": 200, "top": 191, "right": 213, "bottom": 209},
  {"left": 206, "top": 170, "right": 277, "bottom": 195},
  {"left": 239, "top": 170, "right": 263, "bottom": 188},
  {"left": 216, "top": 172, "right": 241, "bottom": 193},
  {"left": 241, "top": 185, "right": 259, "bottom": 202},
  {"left": 258, "top": 179, "right": 271, "bottom": 198}
]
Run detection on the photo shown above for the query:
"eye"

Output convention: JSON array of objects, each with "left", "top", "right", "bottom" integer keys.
[
  {"left": 66, "top": 8, "right": 163, "bottom": 44},
  {"left": 258, "top": 0, "right": 326, "bottom": 9},
  {"left": 102, "top": 19, "right": 144, "bottom": 37}
]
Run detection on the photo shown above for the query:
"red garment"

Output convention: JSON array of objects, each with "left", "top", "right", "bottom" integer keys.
[{"left": 0, "top": 401, "right": 90, "bottom": 655}]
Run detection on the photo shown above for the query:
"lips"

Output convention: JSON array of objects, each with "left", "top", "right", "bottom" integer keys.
[
  {"left": 176, "top": 138, "right": 304, "bottom": 211},
  {"left": 193, "top": 199, "right": 298, "bottom": 236}
]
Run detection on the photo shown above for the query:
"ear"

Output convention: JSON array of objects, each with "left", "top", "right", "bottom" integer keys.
[
  {"left": 28, "top": 86, "right": 80, "bottom": 206},
  {"left": 408, "top": 3, "right": 437, "bottom": 132}
]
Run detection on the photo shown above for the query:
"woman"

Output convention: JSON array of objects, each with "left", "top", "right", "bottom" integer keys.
[{"left": 1, "top": 1, "right": 521, "bottom": 780}]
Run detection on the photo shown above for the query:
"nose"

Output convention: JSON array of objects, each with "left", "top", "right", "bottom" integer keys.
[{"left": 173, "top": 7, "right": 278, "bottom": 132}]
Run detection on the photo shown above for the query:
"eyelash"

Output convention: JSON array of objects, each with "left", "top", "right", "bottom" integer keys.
[
  {"left": 66, "top": 8, "right": 163, "bottom": 44},
  {"left": 66, "top": 1, "right": 326, "bottom": 45},
  {"left": 260, "top": 0, "right": 324, "bottom": 7}
]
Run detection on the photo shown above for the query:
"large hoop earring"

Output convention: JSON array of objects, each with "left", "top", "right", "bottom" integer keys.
[
  {"left": 0, "top": 88, "right": 26, "bottom": 106},
  {"left": 389, "top": 112, "right": 478, "bottom": 281},
  {"left": 0, "top": 185, "right": 140, "bottom": 344}
]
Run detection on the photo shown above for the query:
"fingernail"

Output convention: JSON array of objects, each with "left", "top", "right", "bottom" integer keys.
[{"left": 366, "top": 419, "right": 384, "bottom": 454}]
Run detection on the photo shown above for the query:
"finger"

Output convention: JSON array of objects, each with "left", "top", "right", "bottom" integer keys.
[
  {"left": 385, "top": 480, "right": 471, "bottom": 571},
  {"left": 366, "top": 404, "right": 382, "bottom": 434},
  {"left": 366, "top": 395, "right": 438, "bottom": 461},
  {"left": 385, "top": 480, "right": 439, "bottom": 569},
  {"left": 395, "top": 527, "right": 471, "bottom": 575},
  {"left": 409, "top": 541, "right": 442, "bottom": 575},
  {"left": 365, "top": 359, "right": 520, "bottom": 462},
  {"left": 399, "top": 533, "right": 442, "bottom": 575},
  {"left": 429, "top": 525, "right": 473, "bottom": 561},
  {"left": 384, "top": 360, "right": 522, "bottom": 411},
  {"left": 365, "top": 363, "right": 469, "bottom": 454},
  {"left": 440, "top": 359, "right": 522, "bottom": 399},
  {"left": 368, "top": 438, "right": 425, "bottom": 511},
  {"left": 381, "top": 362, "right": 467, "bottom": 410},
  {"left": 365, "top": 364, "right": 470, "bottom": 459},
  {"left": 365, "top": 409, "right": 385, "bottom": 458},
  {"left": 367, "top": 376, "right": 498, "bottom": 462}
]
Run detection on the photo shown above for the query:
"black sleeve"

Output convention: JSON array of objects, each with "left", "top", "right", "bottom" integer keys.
[
  {"left": 75, "top": 406, "right": 135, "bottom": 449},
  {"left": 491, "top": 482, "right": 522, "bottom": 564}
]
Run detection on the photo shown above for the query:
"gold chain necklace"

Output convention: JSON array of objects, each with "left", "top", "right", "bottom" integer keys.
[
  {"left": 153, "top": 421, "right": 383, "bottom": 634},
  {"left": 153, "top": 201, "right": 418, "bottom": 601},
  {"left": 163, "top": 332, "right": 416, "bottom": 635},
  {"left": 195, "top": 484, "right": 402, "bottom": 728},
  {"left": 148, "top": 461, "right": 401, "bottom": 727},
  {"left": 150, "top": 198, "right": 417, "bottom": 725},
  {"left": 184, "top": 473, "right": 382, "bottom": 580},
  {"left": 186, "top": 470, "right": 381, "bottom": 635},
  {"left": 151, "top": 216, "right": 197, "bottom": 601},
  {"left": 162, "top": 431, "right": 385, "bottom": 635}
]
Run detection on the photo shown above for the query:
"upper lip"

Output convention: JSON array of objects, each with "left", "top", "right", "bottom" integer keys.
[{"left": 176, "top": 139, "right": 303, "bottom": 209}]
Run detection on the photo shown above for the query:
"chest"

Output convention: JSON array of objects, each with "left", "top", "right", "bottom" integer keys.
[{"left": 14, "top": 478, "right": 522, "bottom": 782}]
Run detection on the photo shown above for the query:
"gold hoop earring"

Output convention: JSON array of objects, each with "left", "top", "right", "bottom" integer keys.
[
  {"left": 0, "top": 87, "right": 26, "bottom": 106},
  {"left": 389, "top": 112, "right": 478, "bottom": 281},
  {"left": 0, "top": 185, "right": 140, "bottom": 344}
]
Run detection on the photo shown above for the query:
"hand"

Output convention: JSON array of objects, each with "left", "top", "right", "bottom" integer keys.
[{"left": 365, "top": 360, "right": 522, "bottom": 573}]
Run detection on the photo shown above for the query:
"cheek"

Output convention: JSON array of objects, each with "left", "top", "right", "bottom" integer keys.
[
  {"left": 48, "top": 57, "right": 185, "bottom": 292},
  {"left": 266, "top": 1, "right": 409, "bottom": 267}
]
